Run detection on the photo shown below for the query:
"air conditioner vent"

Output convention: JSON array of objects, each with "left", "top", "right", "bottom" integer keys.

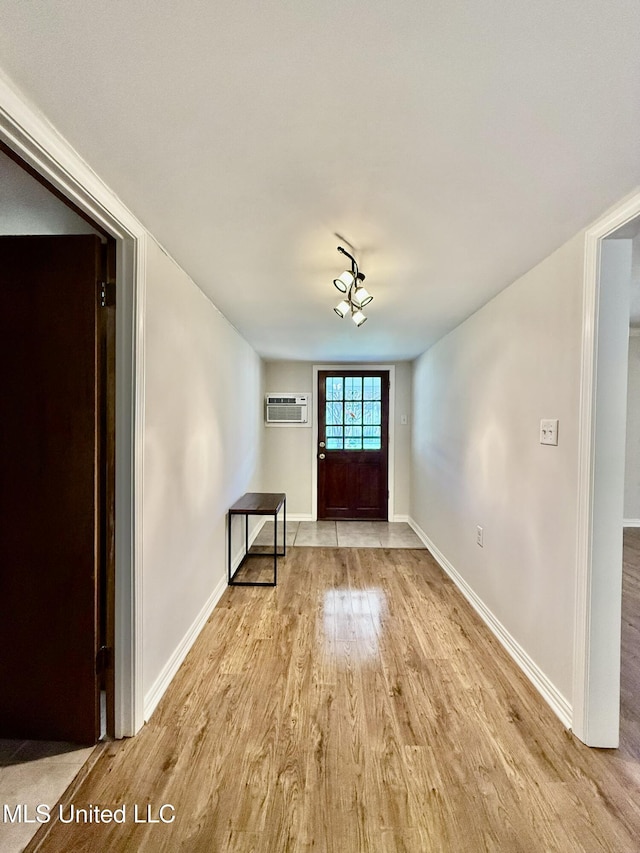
[{"left": 265, "top": 393, "right": 310, "bottom": 425}]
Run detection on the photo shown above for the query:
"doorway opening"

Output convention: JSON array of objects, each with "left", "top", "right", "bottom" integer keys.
[
  {"left": 0, "top": 82, "right": 144, "bottom": 741},
  {"left": 312, "top": 364, "right": 397, "bottom": 522},
  {"left": 317, "top": 370, "right": 390, "bottom": 520},
  {"left": 0, "top": 144, "right": 116, "bottom": 744},
  {"left": 574, "top": 198, "right": 640, "bottom": 748}
]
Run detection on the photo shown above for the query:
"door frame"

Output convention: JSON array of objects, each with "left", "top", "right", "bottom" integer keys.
[
  {"left": 0, "top": 74, "right": 146, "bottom": 736},
  {"left": 573, "top": 188, "right": 640, "bottom": 747},
  {"left": 312, "top": 364, "right": 396, "bottom": 521}
]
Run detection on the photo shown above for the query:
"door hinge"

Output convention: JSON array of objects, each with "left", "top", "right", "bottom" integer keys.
[
  {"left": 96, "top": 645, "right": 113, "bottom": 674},
  {"left": 99, "top": 281, "right": 116, "bottom": 308}
]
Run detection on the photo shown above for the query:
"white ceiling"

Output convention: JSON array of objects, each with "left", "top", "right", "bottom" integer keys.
[{"left": 0, "top": 0, "right": 639, "bottom": 361}]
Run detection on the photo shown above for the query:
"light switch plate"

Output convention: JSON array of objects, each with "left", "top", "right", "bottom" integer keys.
[{"left": 540, "top": 419, "right": 559, "bottom": 446}]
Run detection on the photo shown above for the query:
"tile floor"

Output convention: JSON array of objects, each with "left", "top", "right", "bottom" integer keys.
[
  {"left": 253, "top": 520, "right": 425, "bottom": 549},
  {"left": 0, "top": 739, "right": 95, "bottom": 852}
]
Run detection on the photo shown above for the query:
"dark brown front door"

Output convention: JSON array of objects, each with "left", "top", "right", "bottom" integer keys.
[
  {"left": 318, "top": 370, "right": 389, "bottom": 520},
  {"left": 0, "top": 235, "right": 106, "bottom": 744}
]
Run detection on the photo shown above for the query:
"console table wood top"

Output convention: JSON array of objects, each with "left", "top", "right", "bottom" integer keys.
[{"left": 228, "top": 492, "right": 286, "bottom": 515}]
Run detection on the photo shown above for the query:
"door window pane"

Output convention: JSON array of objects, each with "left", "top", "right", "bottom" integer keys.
[
  {"left": 345, "top": 425, "right": 362, "bottom": 449},
  {"left": 363, "top": 426, "right": 381, "bottom": 450},
  {"left": 345, "top": 402, "right": 362, "bottom": 425},
  {"left": 326, "top": 426, "right": 343, "bottom": 449},
  {"left": 345, "top": 376, "right": 362, "bottom": 400},
  {"left": 326, "top": 402, "right": 343, "bottom": 426},
  {"left": 324, "top": 374, "right": 383, "bottom": 452},
  {"left": 363, "top": 401, "right": 381, "bottom": 425},
  {"left": 363, "top": 376, "right": 381, "bottom": 401},
  {"left": 327, "top": 378, "right": 343, "bottom": 401}
]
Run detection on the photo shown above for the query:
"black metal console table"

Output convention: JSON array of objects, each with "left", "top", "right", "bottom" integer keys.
[{"left": 228, "top": 492, "right": 286, "bottom": 586}]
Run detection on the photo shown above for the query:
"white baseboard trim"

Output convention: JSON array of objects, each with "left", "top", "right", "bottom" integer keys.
[
  {"left": 286, "top": 514, "right": 409, "bottom": 523},
  {"left": 277, "top": 514, "right": 406, "bottom": 523},
  {"left": 408, "top": 517, "right": 573, "bottom": 730},
  {"left": 623, "top": 518, "right": 640, "bottom": 527},
  {"left": 144, "top": 574, "right": 227, "bottom": 721},
  {"left": 144, "top": 519, "right": 267, "bottom": 721}
]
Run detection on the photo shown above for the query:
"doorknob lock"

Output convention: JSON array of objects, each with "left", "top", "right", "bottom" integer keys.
[{"left": 318, "top": 453, "right": 326, "bottom": 460}]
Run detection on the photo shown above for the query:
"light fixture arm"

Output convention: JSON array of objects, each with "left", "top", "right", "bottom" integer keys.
[{"left": 337, "top": 245, "right": 359, "bottom": 279}]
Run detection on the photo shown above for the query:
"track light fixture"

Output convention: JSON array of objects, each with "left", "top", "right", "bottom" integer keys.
[{"left": 332, "top": 246, "right": 373, "bottom": 325}]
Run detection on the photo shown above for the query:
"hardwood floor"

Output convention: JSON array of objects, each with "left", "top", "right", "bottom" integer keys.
[
  {"left": 28, "top": 544, "right": 640, "bottom": 852},
  {"left": 621, "top": 528, "right": 640, "bottom": 767}
]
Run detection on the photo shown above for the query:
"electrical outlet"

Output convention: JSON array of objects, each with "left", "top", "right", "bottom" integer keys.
[
  {"left": 476, "top": 525, "right": 483, "bottom": 547},
  {"left": 540, "top": 419, "right": 559, "bottom": 446}
]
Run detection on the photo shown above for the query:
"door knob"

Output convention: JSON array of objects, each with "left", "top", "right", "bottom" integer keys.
[
  {"left": 318, "top": 453, "right": 326, "bottom": 460},
  {"left": 319, "top": 441, "right": 325, "bottom": 448}
]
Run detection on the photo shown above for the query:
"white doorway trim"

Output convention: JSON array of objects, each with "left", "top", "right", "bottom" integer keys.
[
  {"left": 0, "top": 73, "right": 146, "bottom": 737},
  {"left": 573, "top": 190, "right": 640, "bottom": 746},
  {"left": 312, "top": 364, "right": 396, "bottom": 521}
]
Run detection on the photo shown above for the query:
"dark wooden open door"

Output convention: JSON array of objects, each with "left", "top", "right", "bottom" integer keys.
[
  {"left": 317, "top": 370, "right": 389, "bottom": 520},
  {"left": 100, "top": 238, "right": 117, "bottom": 740},
  {"left": 0, "top": 235, "right": 105, "bottom": 744}
]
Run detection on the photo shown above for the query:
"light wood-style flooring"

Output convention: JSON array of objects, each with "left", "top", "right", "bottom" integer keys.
[
  {"left": 28, "top": 540, "right": 640, "bottom": 852},
  {"left": 621, "top": 527, "right": 640, "bottom": 766}
]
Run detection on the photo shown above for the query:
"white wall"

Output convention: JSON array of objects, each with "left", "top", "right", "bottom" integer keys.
[
  {"left": 143, "top": 238, "right": 264, "bottom": 707},
  {"left": 0, "top": 151, "right": 100, "bottom": 235},
  {"left": 1, "top": 121, "right": 268, "bottom": 729},
  {"left": 263, "top": 360, "right": 412, "bottom": 519},
  {"left": 1, "top": 140, "right": 267, "bottom": 726},
  {"left": 394, "top": 362, "right": 412, "bottom": 518},
  {"left": 624, "top": 235, "right": 640, "bottom": 522},
  {"left": 411, "top": 232, "right": 585, "bottom": 708},
  {"left": 263, "top": 361, "right": 315, "bottom": 517},
  {"left": 625, "top": 332, "right": 640, "bottom": 522}
]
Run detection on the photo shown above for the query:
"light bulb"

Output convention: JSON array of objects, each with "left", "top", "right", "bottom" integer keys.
[
  {"left": 352, "top": 310, "right": 367, "bottom": 326},
  {"left": 333, "top": 270, "right": 355, "bottom": 293},
  {"left": 334, "top": 299, "right": 350, "bottom": 318},
  {"left": 351, "top": 286, "right": 373, "bottom": 308}
]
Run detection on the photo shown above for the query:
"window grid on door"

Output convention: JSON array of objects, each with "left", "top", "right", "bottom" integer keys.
[{"left": 325, "top": 376, "right": 382, "bottom": 450}]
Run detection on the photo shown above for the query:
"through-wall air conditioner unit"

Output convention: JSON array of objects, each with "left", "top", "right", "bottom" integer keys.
[{"left": 265, "top": 393, "right": 310, "bottom": 426}]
